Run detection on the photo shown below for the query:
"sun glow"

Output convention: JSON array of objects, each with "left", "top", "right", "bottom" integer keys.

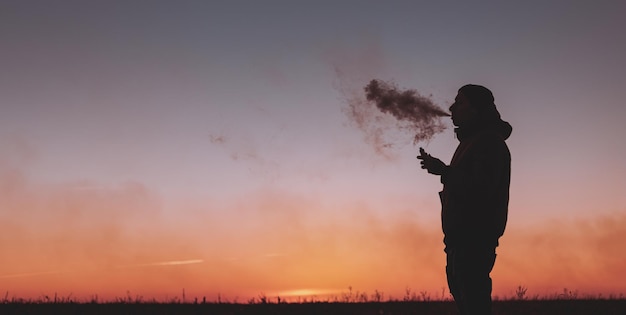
[{"left": 274, "top": 288, "right": 343, "bottom": 298}]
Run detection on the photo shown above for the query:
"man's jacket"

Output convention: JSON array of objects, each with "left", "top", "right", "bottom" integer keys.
[{"left": 440, "top": 119, "right": 512, "bottom": 248}]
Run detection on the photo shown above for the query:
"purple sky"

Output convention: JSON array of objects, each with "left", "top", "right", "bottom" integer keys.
[{"left": 2, "top": 0, "right": 625, "bottom": 214}]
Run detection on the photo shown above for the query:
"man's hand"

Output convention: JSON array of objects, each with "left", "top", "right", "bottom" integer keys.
[{"left": 417, "top": 147, "right": 448, "bottom": 175}]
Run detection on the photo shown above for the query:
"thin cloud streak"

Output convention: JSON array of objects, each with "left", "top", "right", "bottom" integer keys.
[
  {"left": 132, "top": 259, "right": 205, "bottom": 267},
  {"left": 0, "top": 270, "right": 66, "bottom": 279}
]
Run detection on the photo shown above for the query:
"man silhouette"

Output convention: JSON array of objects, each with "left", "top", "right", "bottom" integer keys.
[{"left": 417, "top": 85, "right": 512, "bottom": 315}]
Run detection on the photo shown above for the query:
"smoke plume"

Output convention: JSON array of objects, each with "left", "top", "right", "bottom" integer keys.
[{"left": 343, "top": 79, "right": 449, "bottom": 156}]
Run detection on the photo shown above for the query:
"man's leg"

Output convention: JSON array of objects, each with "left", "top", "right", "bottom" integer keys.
[
  {"left": 446, "top": 246, "right": 496, "bottom": 315},
  {"left": 446, "top": 248, "right": 464, "bottom": 313}
]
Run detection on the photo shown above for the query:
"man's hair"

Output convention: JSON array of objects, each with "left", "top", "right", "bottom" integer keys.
[{"left": 459, "top": 84, "right": 501, "bottom": 121}]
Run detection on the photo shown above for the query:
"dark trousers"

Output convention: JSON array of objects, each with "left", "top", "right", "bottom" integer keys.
[{"left": 445, "top": 246, "right": 497, "bottom": 315}]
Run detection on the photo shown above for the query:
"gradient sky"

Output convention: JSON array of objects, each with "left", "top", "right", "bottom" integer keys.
[{"left": 1, "top": 0, "right": 625, "bottom": 301}]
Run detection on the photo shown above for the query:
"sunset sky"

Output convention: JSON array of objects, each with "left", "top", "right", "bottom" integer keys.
[{"left": 1, "top": 1, "right": 626, "bottom": 301}]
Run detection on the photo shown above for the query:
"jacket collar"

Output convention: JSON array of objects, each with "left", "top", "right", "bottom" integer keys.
[{"left": 454, "top": 119, "right": 512, "bottom": 142}]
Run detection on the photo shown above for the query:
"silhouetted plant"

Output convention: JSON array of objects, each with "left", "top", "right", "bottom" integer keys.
[
  {"left": 257, "top": 292, "right": 267, "bottom": 304},
  {"left": 515, "top": 285, "right": 528, "bottom": 300},
  {"left": 559, "top": 288, "right": 578, "bottom": 300},
  {"left": 403, "top": 287, "right": 416, "bottom": 301},
  {"left": 372, "top": 289, "right": 384, "bottom": 302}
]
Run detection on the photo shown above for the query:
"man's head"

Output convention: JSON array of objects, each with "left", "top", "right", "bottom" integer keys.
[{"left": 449, "top": 84, "right": 500, "bottom": 127}]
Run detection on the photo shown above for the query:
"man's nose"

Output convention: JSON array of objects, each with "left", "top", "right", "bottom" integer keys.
[{"left": 449, "top": 103, "right": 456, "bottom": 112}]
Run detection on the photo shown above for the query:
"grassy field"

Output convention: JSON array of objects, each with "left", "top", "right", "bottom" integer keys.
[{"left": 1, "top": 299, "right": 625, "bottom": 315}]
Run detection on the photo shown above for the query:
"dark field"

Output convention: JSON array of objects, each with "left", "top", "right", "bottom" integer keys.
[{"left": 2, "top": 299, "right": 626, "bottom": 315}]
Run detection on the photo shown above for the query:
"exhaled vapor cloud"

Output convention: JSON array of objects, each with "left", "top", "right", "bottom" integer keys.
[
  {"left": 365, "top": 79, "right": 450, "bottom": 142},
  {"left": 341, "top": 77, "right": 449, "bottom": 157}
]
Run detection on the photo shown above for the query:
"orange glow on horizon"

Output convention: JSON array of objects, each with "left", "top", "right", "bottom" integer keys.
[
  {"left": 3, "top": 209, "right": 625, "bottom": 302},
  {"left": 1, "top": 164, "right": 625, "bottom": 301}
]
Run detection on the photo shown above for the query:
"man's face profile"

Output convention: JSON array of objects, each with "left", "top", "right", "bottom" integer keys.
[{"left": 449, "top": 92, "right": 476, "bottom": 127}]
